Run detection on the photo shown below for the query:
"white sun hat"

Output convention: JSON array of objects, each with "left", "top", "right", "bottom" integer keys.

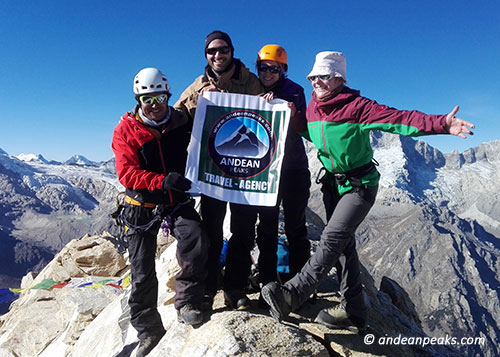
[{"left": 307, "top": 51, "right": 347, "bottom": 81}]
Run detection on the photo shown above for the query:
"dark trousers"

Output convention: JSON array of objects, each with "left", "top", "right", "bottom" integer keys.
[
  {"left": 255, "top": 204, "right": 280, "bottom": 286},
  {"left": 225, "top": 168, "right": 311, "bottom": 290},
  {"left": 276, "top": 169, "right": 311, "bottom": 278},
  {"left": 285, "top": 183, "right": 378, "bottom": 318},
  {"left": 256, "top": 168, "right": 311, "bottom": 285},
  {"left": 126, "top": 205, "right": 163, "bottom": 340},
  {"left": 224, "top": 203, "right": 259, "bottom": 290},
  {"left": 200, "top": 195, "right": 227, "bottom": 297},
  {"left": 126, "top": 202, "right": 207, "bottom": 339},
  {"left": 171, "top": 204, "right": 209, "bottom": 309}
]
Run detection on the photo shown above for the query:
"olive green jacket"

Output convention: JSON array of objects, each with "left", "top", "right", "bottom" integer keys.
[{"left": 175, "top": 59, "right": 264, "bottom": 123}]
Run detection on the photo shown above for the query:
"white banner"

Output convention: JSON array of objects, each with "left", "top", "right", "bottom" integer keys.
[{"left": 185, "top": 92, "right": 290, "bottom": 206}]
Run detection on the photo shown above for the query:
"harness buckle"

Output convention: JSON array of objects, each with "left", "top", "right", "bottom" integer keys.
[{"left": 334, "top": 173, "right": 347, "bottom": 186}]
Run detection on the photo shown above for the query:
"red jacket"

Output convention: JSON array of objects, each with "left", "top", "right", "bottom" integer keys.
[{"left": 112, "top": 106, "right": 190, "bottom": 205}]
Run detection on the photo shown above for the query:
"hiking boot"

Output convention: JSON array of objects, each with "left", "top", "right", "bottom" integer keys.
[
  {"left": 223, "top": 289, "right": 250, "bottom": 310},
  {"left": 177, "top": 304, "right": 203, "bottom": 326},
  {"left": 261, "top": 282, "right": 292, "bottom": 321},
  {"left": 136, "top": 330, "right": 165, "bottom": 357},
  {"left": 201, "top": 295, "right": 214, "bottom": 312},
  {"left": 315, "top": 304, "right": 367, "bottom": 333}
]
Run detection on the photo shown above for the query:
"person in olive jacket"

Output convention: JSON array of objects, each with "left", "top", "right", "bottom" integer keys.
[{"left": 175, "top": 30, "right": 264, "bottom": 311}]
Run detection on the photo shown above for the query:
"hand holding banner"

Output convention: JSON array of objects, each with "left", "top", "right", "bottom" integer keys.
[{"left": 185, "top": 92, "right": 290, "bottom": 206}]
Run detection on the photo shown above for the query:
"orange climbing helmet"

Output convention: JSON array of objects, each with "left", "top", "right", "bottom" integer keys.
[{"left": 257, "top": 44, "right": 288, "bottom": 71}]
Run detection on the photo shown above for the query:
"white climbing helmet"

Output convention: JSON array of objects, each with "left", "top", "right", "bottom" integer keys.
[{"left": 133, "top": 67, "right": 171, "bottom": 95}]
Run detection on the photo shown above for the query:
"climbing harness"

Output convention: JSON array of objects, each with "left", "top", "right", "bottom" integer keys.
[
  {"left": 316, "top": 159, "right": 379, "bottom": 191},
  {"left": 110, "top": 192, "right": 191, "bottom": 254}
]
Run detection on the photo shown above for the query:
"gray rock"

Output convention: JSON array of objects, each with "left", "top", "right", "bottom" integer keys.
[{"left": 0, "top": 234, "right": 449, "bottom": 357}]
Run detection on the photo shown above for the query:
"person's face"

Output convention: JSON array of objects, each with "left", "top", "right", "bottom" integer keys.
[
  {"left": 258, "top": 60, "right": 281, "bottom": 88},
  {"left": 206, "top": 39, "right": 232, "bottom": 72},
  {"left": 311, "top": 76, "right": 344, "bottom": 99},
  {"left": 139, "top": 92, "right": 168, "bottom": 122}
]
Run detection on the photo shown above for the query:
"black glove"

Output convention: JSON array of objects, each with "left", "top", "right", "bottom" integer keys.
[{"left": 162, "top": 172, "right": 192, "bottom": 192}]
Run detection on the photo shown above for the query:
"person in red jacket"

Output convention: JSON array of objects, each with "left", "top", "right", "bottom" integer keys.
[
  {"left": 112, "top": 68, "right": 208, "bottom": 356},
  {"left": 261, "top": 51, "right": 475, "bottom": 333}
]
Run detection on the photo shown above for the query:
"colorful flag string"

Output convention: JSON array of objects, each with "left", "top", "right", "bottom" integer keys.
[{"left": 0, "top": 273, "right": 131, "bottom": 306}]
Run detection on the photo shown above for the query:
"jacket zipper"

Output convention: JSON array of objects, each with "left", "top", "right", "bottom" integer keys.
[
  {"left": 319, "top": 105, "right": 337, "bottom": 173},
  {"left": 157, "top": 138, "right": 173, "bottom": 205}
]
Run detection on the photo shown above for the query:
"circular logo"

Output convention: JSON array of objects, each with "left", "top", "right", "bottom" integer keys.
[{"left": 208, "top": 110, "right": 276, "bottom": 179}]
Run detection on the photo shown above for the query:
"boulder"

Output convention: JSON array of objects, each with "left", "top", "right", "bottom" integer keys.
[
  {"left": 33, "top": 233, "right": 127, "bottom": 284},
  {"left": 0, "top": 233, "right": 128, "bottom": 356}
]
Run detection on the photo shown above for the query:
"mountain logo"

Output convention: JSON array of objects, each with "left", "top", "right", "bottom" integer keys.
[{"left": 207, "top": 110, "right": 276, "bottom": 179}]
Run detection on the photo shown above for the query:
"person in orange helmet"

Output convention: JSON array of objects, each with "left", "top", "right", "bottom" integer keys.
[{"left": 226, "top": 44, "right": 311, "bottom": 308}]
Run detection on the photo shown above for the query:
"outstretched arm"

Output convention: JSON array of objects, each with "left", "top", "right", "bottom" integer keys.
[{"left": 445, "top": 106, "right": 475, "bottom": 139}]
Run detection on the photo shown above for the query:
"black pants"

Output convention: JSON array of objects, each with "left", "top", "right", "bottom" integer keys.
[
  {"left": 125, "top": 202, "right": 208, "bottom": 339},
  {"left": 274, "top": 168, "right": 311, "bottom": 279},
  {"left": 200, "top": 194, "right": 227, "bottom": 297},
  {"left": 224, "top": 168, "right": 311, "bottom": 290},
  {"left": 224, "top": 203, "right": 260, "bottom": 290},
  {"left": 285, "top": 183, "right": 378, "bottom": 319}
]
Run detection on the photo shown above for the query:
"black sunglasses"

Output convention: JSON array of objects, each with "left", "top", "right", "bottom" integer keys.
[
  {"left": 258, "top": 64, "right": 281, "bottom": 74},
  {"left": 206, "top": 46, "right": 231, "bottom": 55}
]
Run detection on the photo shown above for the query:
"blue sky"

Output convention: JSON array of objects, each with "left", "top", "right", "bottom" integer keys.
[{"left": 1, "top": 1, "right": 498, "bottom": 162}]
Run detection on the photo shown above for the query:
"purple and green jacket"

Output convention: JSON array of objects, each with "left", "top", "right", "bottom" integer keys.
[{"left": 305, "top": 86, "right": 448, "bottom": 194}]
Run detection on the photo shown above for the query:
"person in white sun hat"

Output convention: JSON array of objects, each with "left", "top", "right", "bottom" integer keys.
[
  {"left": 307, "top": 51, "right": 347, "bottom": 82},
  {"left": 262, "top": 50, "right": 475, "bottom": 333}
]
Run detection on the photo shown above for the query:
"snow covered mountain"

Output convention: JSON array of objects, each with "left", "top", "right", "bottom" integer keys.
[
  {"left": 0, "top": 149, "right": 121, "bottom": 310},
  {"left": 16, "top": 153, "right": 49, "bottom": 164},
  {"left": 64, "top": 154, "right": 99, "bottom": 166}
]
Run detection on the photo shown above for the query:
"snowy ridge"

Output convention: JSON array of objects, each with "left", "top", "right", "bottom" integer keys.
[
  {"left": 1, "top": 137, "right": 499, "bottom": 355},
  {"left": 64, "top": 154, "right": 98, "bottom": 166},
  {"left": 16, "top": 153, "right": 49, "bottom": 164},
  {"left": 0, "top": 151, "right": 120, "bottom": 191},
  {"left": 217, "top": 123, "right": 247, "bottom": 146}
]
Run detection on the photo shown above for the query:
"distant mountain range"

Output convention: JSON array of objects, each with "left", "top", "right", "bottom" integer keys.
[
  {"left": 1, "top": 135, "right": 499, "bottom": 356},
  {"left": 16, "top": 153, "right": 102, "bottom": 166}
]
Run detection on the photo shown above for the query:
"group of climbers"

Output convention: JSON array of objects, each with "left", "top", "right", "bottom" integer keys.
[{"left": 111, "top": 30, "right": 474, "bottom": 356}]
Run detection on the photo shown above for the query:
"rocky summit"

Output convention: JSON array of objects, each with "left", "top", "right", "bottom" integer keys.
[
  {"left": 0, "top": 133, "right": 499, "bottom": 356},
  {"left": 0, "top": 233, "right": 459, "bottom": 357}
]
